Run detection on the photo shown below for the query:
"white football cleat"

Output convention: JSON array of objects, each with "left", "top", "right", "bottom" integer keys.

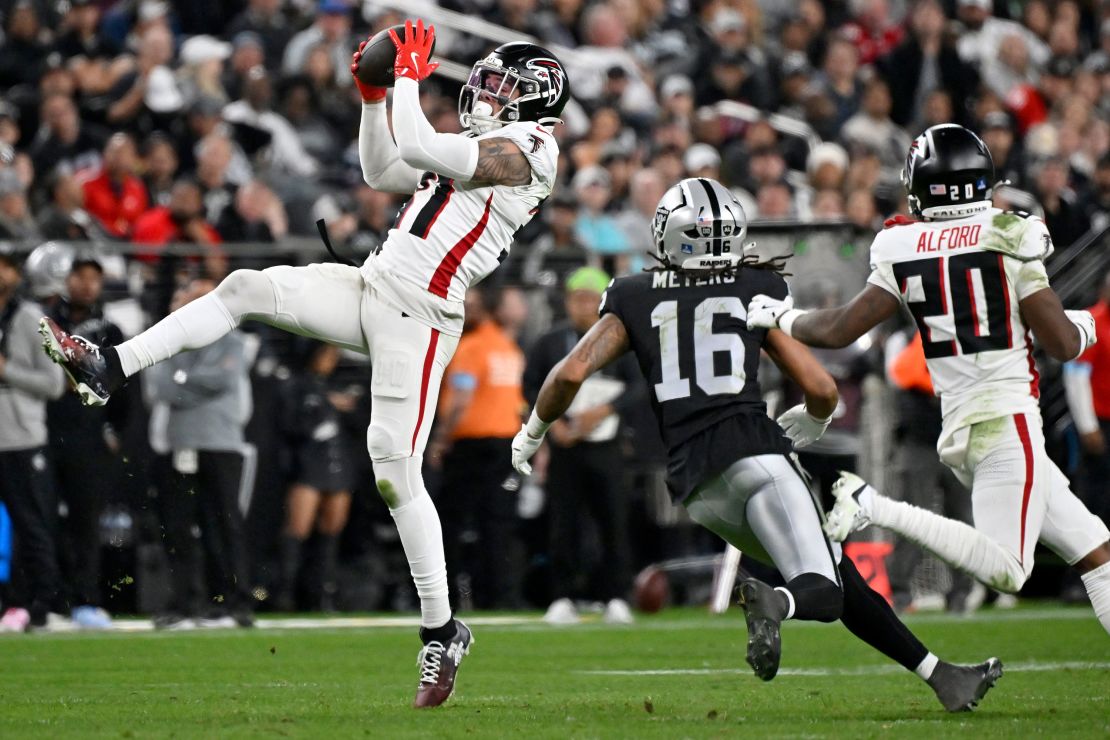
[
  {"left": 823, "top": 471, "right": 874, "bottom": 542},
  {"left": 603, "top": 598, "right": 634, "bottom": 625},
  {"left": 543, "top": 597, "right": 580, "bottom": 625}
]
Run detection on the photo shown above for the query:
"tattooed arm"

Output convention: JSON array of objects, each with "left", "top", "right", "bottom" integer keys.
[
  {"left": 471, "top": 138, "right": 533, "bottom": 187},
  {"left": 534, "top": 314, "right": 631, "bottom": 423}
]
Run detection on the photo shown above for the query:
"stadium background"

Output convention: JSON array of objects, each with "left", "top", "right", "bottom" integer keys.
[{"left": 0, "top": 0, "right": 1108, "bottom": 621}]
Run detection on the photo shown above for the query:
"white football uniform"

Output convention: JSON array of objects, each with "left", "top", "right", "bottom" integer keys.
[
  {"left": 867, "top": 208, "right": 1108, "bottom": 575},
  {"left": 361, "top": 122, "right": 559, "bottom": 338}
]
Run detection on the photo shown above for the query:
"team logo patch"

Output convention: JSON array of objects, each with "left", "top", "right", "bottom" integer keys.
[
  {"left": 929, "top": 184, "right": 946, "bottom": 195},
  {"left": 526, "top": 58, "right": 565, "bottom": 106}
]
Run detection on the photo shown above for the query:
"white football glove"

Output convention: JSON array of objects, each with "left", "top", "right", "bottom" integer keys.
[
  {"left": 747, "top": 294, "right": 795, "bottom": 331},
  {"left": 1065, "top": 309, "right": 1097, "bottom": 358},
  {"left": 511, "top": 424, "right": 544, "bottom": 476},
  {"left": 776, "top": 404, "right": 832, "bottom": 449}
]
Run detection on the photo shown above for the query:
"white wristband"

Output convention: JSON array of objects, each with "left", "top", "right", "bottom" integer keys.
[
  {"left": 525, "top": 409, "right": 552, "bottom": 438},
  {"left": 778, "top": 309, "right": 806, "bottom": 337}
]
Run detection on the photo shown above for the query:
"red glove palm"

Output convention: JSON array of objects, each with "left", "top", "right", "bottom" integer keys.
[
  {"left": 390, "top": 19, "right": 439, "bottom": 82},
  {"left": 350, "top": 38, "right": 387, "bottom": 103}
]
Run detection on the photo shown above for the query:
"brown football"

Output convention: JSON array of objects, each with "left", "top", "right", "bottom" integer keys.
[
  {"left": 633, "top": 565, "right": 670, "bottom": 614},
  {"left": 354, "top": 24, "right": 436, "bottom": 88}
]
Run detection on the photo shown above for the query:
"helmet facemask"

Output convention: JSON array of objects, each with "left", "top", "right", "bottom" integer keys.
[{"left": 459, "top": 55, "right": 565, "bottom": 135}]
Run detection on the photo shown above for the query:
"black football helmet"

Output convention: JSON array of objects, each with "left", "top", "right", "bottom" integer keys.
[
  {"left": 459, "top": 42, "right": 570, "bottom": 135},
  {"left": 902, "top": 124, "right": 995, "bottom": 219}
]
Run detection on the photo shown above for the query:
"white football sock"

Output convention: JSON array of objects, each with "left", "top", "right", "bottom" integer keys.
[
  {"left": 1080, "top": 562, "right": 1110, "bottom": 636},
  {"left": 868, "top": 494, "right": 1027, "bottom": 594},
  {"left": 373, "top": 456, "right": 452, "bottom": 629},
  {"left": 914, "top": 652, "right": 939, "bottom": 681},
  {"left": 115, "top": 292, "right": 237, "bottom": 377}
]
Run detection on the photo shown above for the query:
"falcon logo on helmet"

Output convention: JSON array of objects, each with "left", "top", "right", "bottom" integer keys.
[{"left": 526, "top": 58, "right": 565, "bottom": 106}]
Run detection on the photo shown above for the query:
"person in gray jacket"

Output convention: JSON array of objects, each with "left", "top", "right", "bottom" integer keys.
[
  {"left": 148, "top": 278, "right": 255, "bottom": 629},
  {"left": 0, "top": 250, "right": 67, "bottom": 631}
]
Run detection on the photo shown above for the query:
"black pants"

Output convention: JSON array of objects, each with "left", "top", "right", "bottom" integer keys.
[
  {"left": 51, "top": 436, "right": 116, "bottom": 607},
  {"left": 160, "top": 450, "right": 252, "bottom": 615},
  {"left": 0, "top": 448, "right": 64, "bottom": 621},
  {"left": 547, "top": 440, "right": 630, "bottom": 602},
  {"left": 797, "top": 451, "right": 856, "bottom": 509},
  {"left": 437, "top": 437, "right": 521, "bottom": 609}
]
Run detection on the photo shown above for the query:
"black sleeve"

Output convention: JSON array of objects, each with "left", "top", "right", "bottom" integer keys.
[{"left": 598, "top": 278, "right": 623, "bottom": 322}]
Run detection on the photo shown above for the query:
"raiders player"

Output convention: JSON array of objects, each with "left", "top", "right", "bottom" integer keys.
[
  {"left": 40, "top": 20, "right": 569, "bottom": 707},
  {"left": 748, "top": 124, "right": 1110, "bottom": 636},
  {"left": 513, "top": 177, "right": 1002, "bottom": 711}
]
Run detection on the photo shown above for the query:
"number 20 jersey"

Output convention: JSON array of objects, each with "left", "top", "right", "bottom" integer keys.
[
  {"left": 601, "top": 268, "right": 793, "bottom": 500},
  {"left": 867, "top": 208, "right": 1054, "bottom": 438}
]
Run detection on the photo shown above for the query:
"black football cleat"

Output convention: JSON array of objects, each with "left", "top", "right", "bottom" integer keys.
[
  {"left": 737, "top": 579, "right": 786, "bottom": 681},
  {"left": 927, "top": 658, "right": 1003, "bottom": 712},
  {"left": 413, "top": 620, "right": 473, "bottom": 708},
  {"left": 39, "top": 317, "right": 113, "bottom": 406}
]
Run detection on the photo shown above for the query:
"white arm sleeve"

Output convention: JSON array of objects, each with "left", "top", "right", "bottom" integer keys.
[
  {"left": 1064, "top": 362, "right": 1100, "bottom": 435},
  {"left": 358, "top": 102, "right": 422, "bottom": 194},
  {"left": 391, "top": 78, "right": 479, "bottom": 181}
]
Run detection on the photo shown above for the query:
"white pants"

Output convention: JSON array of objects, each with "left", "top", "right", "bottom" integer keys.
[
  {"left": 260, "top": 264, "right": 458, "bottom": 462},
  {"left": 939, "top": 412, "right": 1110, "bottom": 580}
]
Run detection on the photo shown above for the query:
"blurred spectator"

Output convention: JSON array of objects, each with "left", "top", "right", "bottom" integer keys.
[
  {"left": 29, "top": 94, "right": 107, "bottom": 182},
  {"left": 880, "top": 0, "right": 979, "bottom": 130},
  {"left": 179, "top": 35, "right": 232, "bottom": 105},
  {"left": 1086, "top": 154, "right": 1110, "bottom": 233},
  {"left": 980, "top": 111, "right": 1025, "bottom": 188},
  {"left": 0, "top": 102, "right": 19, "bottom": 148},
  {"left": 105, "top": 24, "right": 183, "bottom": 131},
  {"left": 432, "top": 287, "right": 526, "bottom": 610},
  {"left": 572, "top": 165, "right": 629, "bottom": 272},
  {"left": 195, "top": 133, "right": 237, "bottom": 226},
  {"left": 279, "top": 75, "right": 344, "bottom": 164},
  {"left": 132, "top": 179, "right": 221, "bottom": 246},
  {"left": 813, "top": 37, "right": 863, "bottom": 136},
  {"left": 142, "top": 133, "right": 180, "bottom": 207},
  {"left": 274, "top": 342, "right": 355, "bottom": 612},
  {"left": 223, "top": 67, "right": 320, "bottom": 178},
  {"left": 523, "top": 267, "right": 643, "bottom": 625},
  {"left": 692, "top": 7, "right": 773, "bottom": 110},
  {"left": 225, "top": 0, "right": 293, "bottom": 71},
  {"left": 846, "top": 189, "right": 880, "bottom": 233},
  {"left": 839, "top": 0, "right": 904, "bottom": 65},
  {"left": 0, "top": 1, "right": 50, "bottom": 89},
  {"left": 54, "top": 0, "right": 122, "bottom": 62},
  {"left": 37, "top": 172, "right": 108, "bottom": 241},
  {"left": 149, "top": 278, "right": 254, "bottom": 629},
  {"left": 82, "top": 133, "right": 149, "bottom": 239},
  {"left": 616, "top": 167, "right": 667, "bottom": 250},
  {"left": 982, "top": 31, "right": 1038, "bottom": 100},
  {"left": 841, "top": 77, "right": 910, "bottom": 175},
  {"left": 683, "top": 143, "right": 722, "bottom": 182},
  {"left": 46, "top": 253, "right": 127, "bottom": 630},
  {"left": 1034, "top": 157, "right": 1086, "bottom": 250},
  {"left": 956, "top": 0, "right": 1049, "bottom": 72},
  {"left": 568, "top": 2, "right": 656, "bottom": 116},
  {"left": 0, "top": 250, "right": 67, "bottom": 631},
  {"left": 282, "top": 0, "right": 354, "bottom": 87},
  {"left": 218, "top": 180, "right": 288, "bottom": 242},
  {"left": 755, "top": 180, "right": 795, "bottom": 220},
  {"left": 0, "top": 169, "right": 41, "bottom": 240}
]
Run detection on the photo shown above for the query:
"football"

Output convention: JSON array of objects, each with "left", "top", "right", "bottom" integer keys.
[
  {"left": 633, "top": 565, "right": 670, "bottom": 614},
  {"left": 354, "top": 24, "right": 436, "bottom": 88}
]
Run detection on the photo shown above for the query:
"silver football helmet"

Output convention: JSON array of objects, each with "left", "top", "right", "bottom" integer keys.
[
  {"left": 23, "top": 241, "right": 74, "bottom": 299},
  {"left": 653, "top": 178, "right": 751, "bottom": 271}
]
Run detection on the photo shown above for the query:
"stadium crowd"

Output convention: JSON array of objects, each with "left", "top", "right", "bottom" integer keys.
[{"left": 0, "top": 0, "right": 1109, "bottom": 629}]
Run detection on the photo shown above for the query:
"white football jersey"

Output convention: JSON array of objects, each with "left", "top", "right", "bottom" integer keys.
[
  {"left": 362, "top": 122, "right": 559, "bottom": 336},
  {"left": 868, "top": 208, "right": 1054, "bottom": 437}
]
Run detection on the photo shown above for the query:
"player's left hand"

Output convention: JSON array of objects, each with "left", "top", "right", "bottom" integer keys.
[
  {"left": 511, "top": 424, "right": 544, "bottom": 476},
  {"left": 777, "top": 403, "right": 832, "bottom": 449},
  {"left": 747, "top": 294, "right": 794, "bottom": 330},
  {"left": 390, "top": 19, "right": 439, "bottom": 82}
]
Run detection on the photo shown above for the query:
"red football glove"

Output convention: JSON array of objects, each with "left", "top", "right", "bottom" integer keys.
[
  {"left": 390, "top": 19, "right": 438, "bottom": 83},
  {"left": 350, "top": 38, "right": 387, "bottom": 103}
]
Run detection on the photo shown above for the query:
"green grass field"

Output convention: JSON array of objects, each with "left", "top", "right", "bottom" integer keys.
[{"left": 2, "top": 605, "right": 1108, "bottom": 738}]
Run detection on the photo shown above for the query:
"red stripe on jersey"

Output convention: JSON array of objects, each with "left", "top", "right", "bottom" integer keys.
[
  {"left": 997, "top": 253, "right": 1014, "bottom": 348},
  {"left": 410, "top": 328, "right": 441, "bottom": 456},
  {"left": 1024, "top": 330, "right": 1041, "bottom": 399},
  {"left": 965, "top": 268, "right": 982, "bottom": 336},
  {"left": 1013, "top": 414, "right": 1035, "bottom": 565},
  {"left": 427, "top": 192, "right": 494, "bottom": 299},
  {"left": 937, "top": 257, "right": 957, "bottom": 355}
]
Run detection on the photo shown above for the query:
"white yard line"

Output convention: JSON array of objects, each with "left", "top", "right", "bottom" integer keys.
[{"left": 577, "top": 661, "right": 1110, "bottom": 678}]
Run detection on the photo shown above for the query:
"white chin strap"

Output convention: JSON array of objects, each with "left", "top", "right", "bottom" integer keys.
[{"left": 921, "top": 200, "right": 992, "bottom": 220}]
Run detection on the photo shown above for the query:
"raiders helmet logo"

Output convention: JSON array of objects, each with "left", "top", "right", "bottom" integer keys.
[
  {"left": 653, "top": 206, "right": 670, "bottom": 241},
  {"left": 526, "top": 58, "right": 565, "bottom": 106}
]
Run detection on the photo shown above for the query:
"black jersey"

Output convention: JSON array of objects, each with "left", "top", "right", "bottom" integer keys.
[{"left": 600, "top": 267, "right": 793, "bottom": 500}]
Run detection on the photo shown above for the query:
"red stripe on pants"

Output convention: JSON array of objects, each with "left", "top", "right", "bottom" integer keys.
[
  {"left": 410, "top": 329, "right": 441, "bottom": 456},
  {"left": 1013, "top": 413, "right": 1035, "bottom": 565}
]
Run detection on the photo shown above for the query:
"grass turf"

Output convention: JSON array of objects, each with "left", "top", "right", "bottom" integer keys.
[{"left": 1, "top": 604, "right": 1107, "bottom": 738}]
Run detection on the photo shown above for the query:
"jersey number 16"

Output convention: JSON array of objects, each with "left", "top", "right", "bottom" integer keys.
[{"left": 651, "top": 296, "right": 748, "bottom": 402}]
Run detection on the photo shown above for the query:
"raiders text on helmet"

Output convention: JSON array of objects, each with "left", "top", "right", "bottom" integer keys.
[
  {"left": 459, "top": 42, "right": 570, "bottom": 135},
  {"left": 653, "top": 178, "right": 751, "bottom": 271},
  {"left": 903, "top": 124, "right": 995, "bottom": 220}
]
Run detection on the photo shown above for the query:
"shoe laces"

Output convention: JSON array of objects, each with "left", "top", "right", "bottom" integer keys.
[
  {"left": 417, "top": 641, "right": 445, "bottom": 685},
  {"left": 70, "top": 334, "right": 102, "bottom": 360}
]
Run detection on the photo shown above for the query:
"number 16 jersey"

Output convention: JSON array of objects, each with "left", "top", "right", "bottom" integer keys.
[{"left": 867, "top": 208, "right": 1054, "bottom": 439}]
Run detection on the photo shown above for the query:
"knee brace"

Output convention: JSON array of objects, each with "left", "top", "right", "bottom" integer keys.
[{"left": 214, "top": 268, "right": 275, "bottom": 320}]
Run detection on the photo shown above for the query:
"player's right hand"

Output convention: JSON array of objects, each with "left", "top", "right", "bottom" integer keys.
[
  {"left": 351, "top": 38, "right": 387, "bottom": 103},
  {"left": 511, "top": 424, "right": 544, "bottom": 476},
  {"left": 746, "top": 294, "right": 794, "bottom": 330},
  {"left": 777, "top": 404, "right": 832, "bottom": 449}
]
